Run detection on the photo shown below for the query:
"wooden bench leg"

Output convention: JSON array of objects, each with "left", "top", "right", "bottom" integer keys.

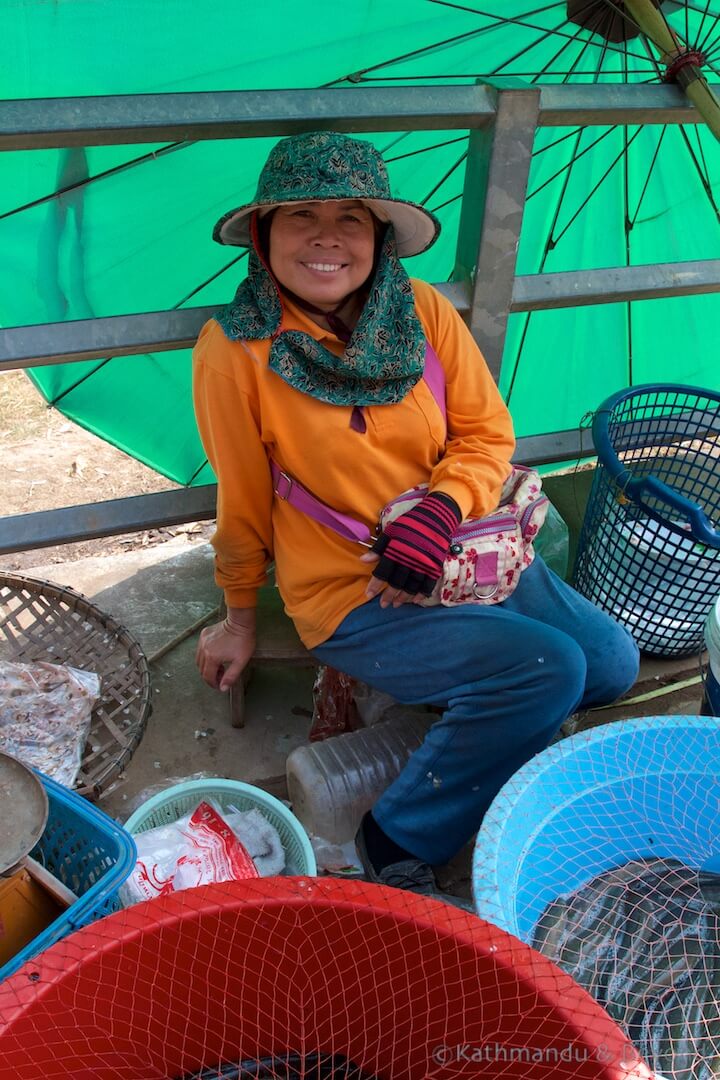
[{"left": 230, "top": 665, "right": 253, "bottom": 728}]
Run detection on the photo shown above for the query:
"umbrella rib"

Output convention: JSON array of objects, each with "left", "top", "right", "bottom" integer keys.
[
  {"left": 527, "top": 10, "right": 599, "bottom": 83},
  {"left": 681, "top": 123, "right": 720, "bottom": 220},
  {"left": 419, "top": 150, "right": 469, "bottom": 205},
  {"left": 354, "top": 69, "right": 663, "bottom": 78},
  {"left": 173, "top": 253, "right": 248, "bottom": 310},
  {"left": 597, "top": 0, "right": 644, "bottom": 40},
  {"left": 692, "top": 0, "right": 715, "bottom": 47},
  {"left": 186, "top": 458, "right": 210, "bottom": 486},
  {"left": 483, "top": 28, "right": 590, "bottom": 407},
  {"left": 429, "top": 191, "right": 464, "bottom": 212},
  {"left": 628, "top": 125, "right": 668, "bottom": 227},
  {"left": 696, "top": 6, "right": 720, "bottom": 52},
  {"left": 324, "top": 22, "right": 498, "bottom": 83},
  {"left": 505, "top": 120, "right": 585, "bottom": 408},
  {"left": 557, "top": 6, "right": 603, "bottom": 82},
  {"left": 698, "top": 38, "right": 720, "bottom": 77},
  {"left": 0, "top": 141, "right": 189, "bottom": 224},
  {"left": 701, "top": 31, "right": 720, "bottom": 60},
  {"left": 533, "top": 127, "right": 586, "bottom": 156},
  {"left": 427, "top": 0, "right": 566, "bottom": 15},
  {"left": 385, "top": 135, "right": 468, "bottom": 162},
  {"left": 333, "top": 0, "right": 658, "bottom": 83},
  {"left": 550, "top": 126, "right": 644, "bottom": 249},
  {"left": 484, "top": 9, "right": 579, "bottom": 77},
  {"left": 528, "top": 28, "right": 626, "bottom": 198},
  {"left": 50, "top": 254, "right": 250, "bottom": 408},
  {"left": 527, "top": 126, "right": 619, "bottom": 200},
  {"left": 49, "top": 358, "right": 113, "bottom": 406},
  {"left": 691, "top": 122, "right": 714, "bottom": 191},
  {"left": 638, "top": 26, "right": 665, "bottom": 78},
  {"left": 427, "top": 0, "right": 655, "bottom": 63}
]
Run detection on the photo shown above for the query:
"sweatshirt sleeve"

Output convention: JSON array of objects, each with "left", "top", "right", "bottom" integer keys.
[
  {"left": 192, "top": 319, "right": 273, "bottom": 607},
  {"left": 412, "top": 279, "right": 516, "bottom": 520}
]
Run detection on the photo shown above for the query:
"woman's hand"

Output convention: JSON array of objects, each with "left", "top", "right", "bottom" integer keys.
[
  {"left": 360, "top": 490, "right": 461, "bottom": 608},
  {"left": 360, "top": 551, "right": 429, "bottom": 608},
  {"left": 195, "top": 609, "right": 256, "bottom": 692}
]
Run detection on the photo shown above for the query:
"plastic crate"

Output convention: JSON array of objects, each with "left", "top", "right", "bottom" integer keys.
[
  {"left": 0, "top": 772, "right": 136, "bottom": 981},
  {"left": 124, "top": 777, "right": 316, "bottom": 877},
  {"left": 572, "top": 383, "right": 720, "bottom": 656}
]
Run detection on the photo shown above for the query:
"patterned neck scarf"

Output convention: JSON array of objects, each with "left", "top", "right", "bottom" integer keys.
[{"left": 215, "top": 225, "right": 425, "bottom": 407}]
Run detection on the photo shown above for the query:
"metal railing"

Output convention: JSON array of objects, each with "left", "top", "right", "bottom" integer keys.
[{"left": 2, "top": 83, "right": 717, "bottom": 555}]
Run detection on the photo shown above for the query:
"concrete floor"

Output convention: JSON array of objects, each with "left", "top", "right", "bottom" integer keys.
[
  {"left": 19, "top": 532, "right": 710, "bottom": 898},
  {"left": 23, "top": 537, "right": 317, "bottom": 824}
]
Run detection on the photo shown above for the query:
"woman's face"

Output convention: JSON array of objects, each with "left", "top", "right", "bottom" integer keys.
[{"left": 268, "top": 200, "right": 376, "bottom": 311}]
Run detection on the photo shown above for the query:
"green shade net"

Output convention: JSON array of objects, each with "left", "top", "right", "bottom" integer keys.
[{"left": 2, "top": 1, "right": 720, "bottom": 485}]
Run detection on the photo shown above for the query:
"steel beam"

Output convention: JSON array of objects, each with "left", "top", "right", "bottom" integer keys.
[
  {"left": 0, "top": 486, "right": 218, "bottom": 555},
  {"left": 535, "top": 83, "right": 701, "bottom": 127},
  {"left": 0, "top": 84, "right": 701, "bottom": 151},
  {"left": 6, "top": 257, "right": 720, "bottom": 372},
  {"left": 0, "top": 283, "right": 470, "bottom": 371},
  {"left": 0, "top": 429, "right": 596, "bottom": 555},
  {"left": 0, "top": 86, "right": 496, "bottom": 151},
  {"left": 511, "top": 259, "right": 720, "bottom": 312},
  {"left": 1, "top": 307, "right": 216, "bottom": 371},
  {"left": 454, "top": 89, "right": 540, "bottom": 381}
]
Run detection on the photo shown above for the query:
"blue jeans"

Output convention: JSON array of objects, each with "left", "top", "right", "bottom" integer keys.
[{"left": 312, "top": 557, "right": 639, "bottom": 865}]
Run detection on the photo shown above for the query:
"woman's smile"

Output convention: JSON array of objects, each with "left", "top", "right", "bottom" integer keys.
[
  {"left": 302, "top": 261, "right": 348, "bottom": 273},
  {"left": 268, "top": 200, "right": 376, "bottom": 311}
]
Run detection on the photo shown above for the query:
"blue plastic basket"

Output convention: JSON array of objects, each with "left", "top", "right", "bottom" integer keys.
[
  {"left": 572, "top": 383, "right": 720, "bottom": 657},
  {"left": 0, "top": 772, "right": 136, "bottom": 981},
  {"left": 472, "top": 715, "right": 720, "bottom": 944}
]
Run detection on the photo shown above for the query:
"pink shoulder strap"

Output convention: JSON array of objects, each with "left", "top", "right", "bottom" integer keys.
[
  {"left": 269, "top": 341, "right": 447, "bottom": 544},
  {"left": 422, "top": 342, "right": 447, "bottom": 434}
]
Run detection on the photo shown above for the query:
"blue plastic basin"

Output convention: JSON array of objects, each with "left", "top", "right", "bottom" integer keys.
[{"left": 472, "top": 715, "right": 720, "bottom": 943}]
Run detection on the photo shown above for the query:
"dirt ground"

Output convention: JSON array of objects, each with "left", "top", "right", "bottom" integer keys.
[{"left": 0, "top": 370, "right": 214, "bottom": 571}]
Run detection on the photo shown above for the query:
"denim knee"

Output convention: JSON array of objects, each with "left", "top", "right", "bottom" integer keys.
[
  {"left": 534, "top": 632, "right": 588, "bottom": 720},
  {"left": 583, "top": 619, "right": 640, "bottom": 707}
]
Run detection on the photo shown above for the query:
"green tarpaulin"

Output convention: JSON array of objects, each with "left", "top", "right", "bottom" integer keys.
[{"left": 2, "top": 2, "right": 719, "bottom": 483}]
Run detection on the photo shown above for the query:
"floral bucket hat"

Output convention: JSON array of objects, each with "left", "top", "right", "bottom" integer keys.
[{"left": 213, "top": 130, "right": 440, "bottom": 258}]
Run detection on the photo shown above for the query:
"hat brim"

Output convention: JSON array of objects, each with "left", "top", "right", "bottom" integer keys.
[{"left": 212, "top": 197, "right": 440, "bottom": 258}]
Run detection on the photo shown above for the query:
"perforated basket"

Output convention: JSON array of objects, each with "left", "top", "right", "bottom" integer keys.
[
  {"left": 0, "top": 770, "right": 136, "bottom": 982},
  {"left": 0, "top": 572, "right": 152, "bottom": 798},
  {"left": 572, "top": 384, "right": 720, "bottom": 656},
  {"left": 124, "top": 777, "right": 317, "bottom": 877}
]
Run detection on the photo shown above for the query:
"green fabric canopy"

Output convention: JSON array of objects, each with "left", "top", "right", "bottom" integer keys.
[{"left": 2, "top": 1, "right": 720, "bottom": 484}]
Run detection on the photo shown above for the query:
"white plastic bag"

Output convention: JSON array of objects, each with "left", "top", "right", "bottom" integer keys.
[
  {"left": 121, "top": 800, "right": 285, "bottom": 905},
  {"left": 0, "top": 659, "right": 100, "bottom": 787}
]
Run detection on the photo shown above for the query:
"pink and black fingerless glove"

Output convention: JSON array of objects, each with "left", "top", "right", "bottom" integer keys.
[{"left": 370, "top": 491, "right": 462, "bottom": 597}]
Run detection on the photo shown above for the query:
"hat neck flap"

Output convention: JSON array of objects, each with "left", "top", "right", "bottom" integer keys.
[{"left": 215, "top": 226, "right": 425, "bottom": 407}]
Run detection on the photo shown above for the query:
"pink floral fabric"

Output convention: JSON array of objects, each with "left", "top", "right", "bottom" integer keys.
[{"left": 380, "top": 466, "right": 549, "bottom": 606}]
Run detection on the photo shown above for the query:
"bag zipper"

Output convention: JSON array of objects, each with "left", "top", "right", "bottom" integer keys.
[{"left": 451, "top": 515, "right": 517, "bottom": 543}]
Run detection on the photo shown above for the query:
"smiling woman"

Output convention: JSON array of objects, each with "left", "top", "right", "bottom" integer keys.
[
  {"left": 191, "top": 130, "right": 639, "bottom": 909},
  {"left": 267, "top": 201, "right": 377, "bottom": 315}
]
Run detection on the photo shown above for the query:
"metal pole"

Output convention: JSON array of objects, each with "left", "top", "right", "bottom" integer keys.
[
  {"left": 624, "top": 0, "right": 720, "bottom": 141},
  {"left": 453, "top": 88, "right": 540, "bottom": 383}
]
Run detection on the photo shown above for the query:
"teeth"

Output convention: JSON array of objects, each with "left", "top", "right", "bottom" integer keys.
[{"left": 305, "top": 263, "right": 344, "bottom": 272}]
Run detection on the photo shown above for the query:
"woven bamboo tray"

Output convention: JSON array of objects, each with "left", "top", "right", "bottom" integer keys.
[{"left": 0, "top": 572, "right": 151, "bottom": 800}]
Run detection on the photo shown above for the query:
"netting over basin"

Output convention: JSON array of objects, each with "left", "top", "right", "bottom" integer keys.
[{"left": 0, "top": 877, "right": 652, "bottom": 1078}]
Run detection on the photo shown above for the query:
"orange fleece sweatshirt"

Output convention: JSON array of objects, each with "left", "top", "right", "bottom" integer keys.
[{"left": 192, "top": 278, "right": 515, "bottom": 648}]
